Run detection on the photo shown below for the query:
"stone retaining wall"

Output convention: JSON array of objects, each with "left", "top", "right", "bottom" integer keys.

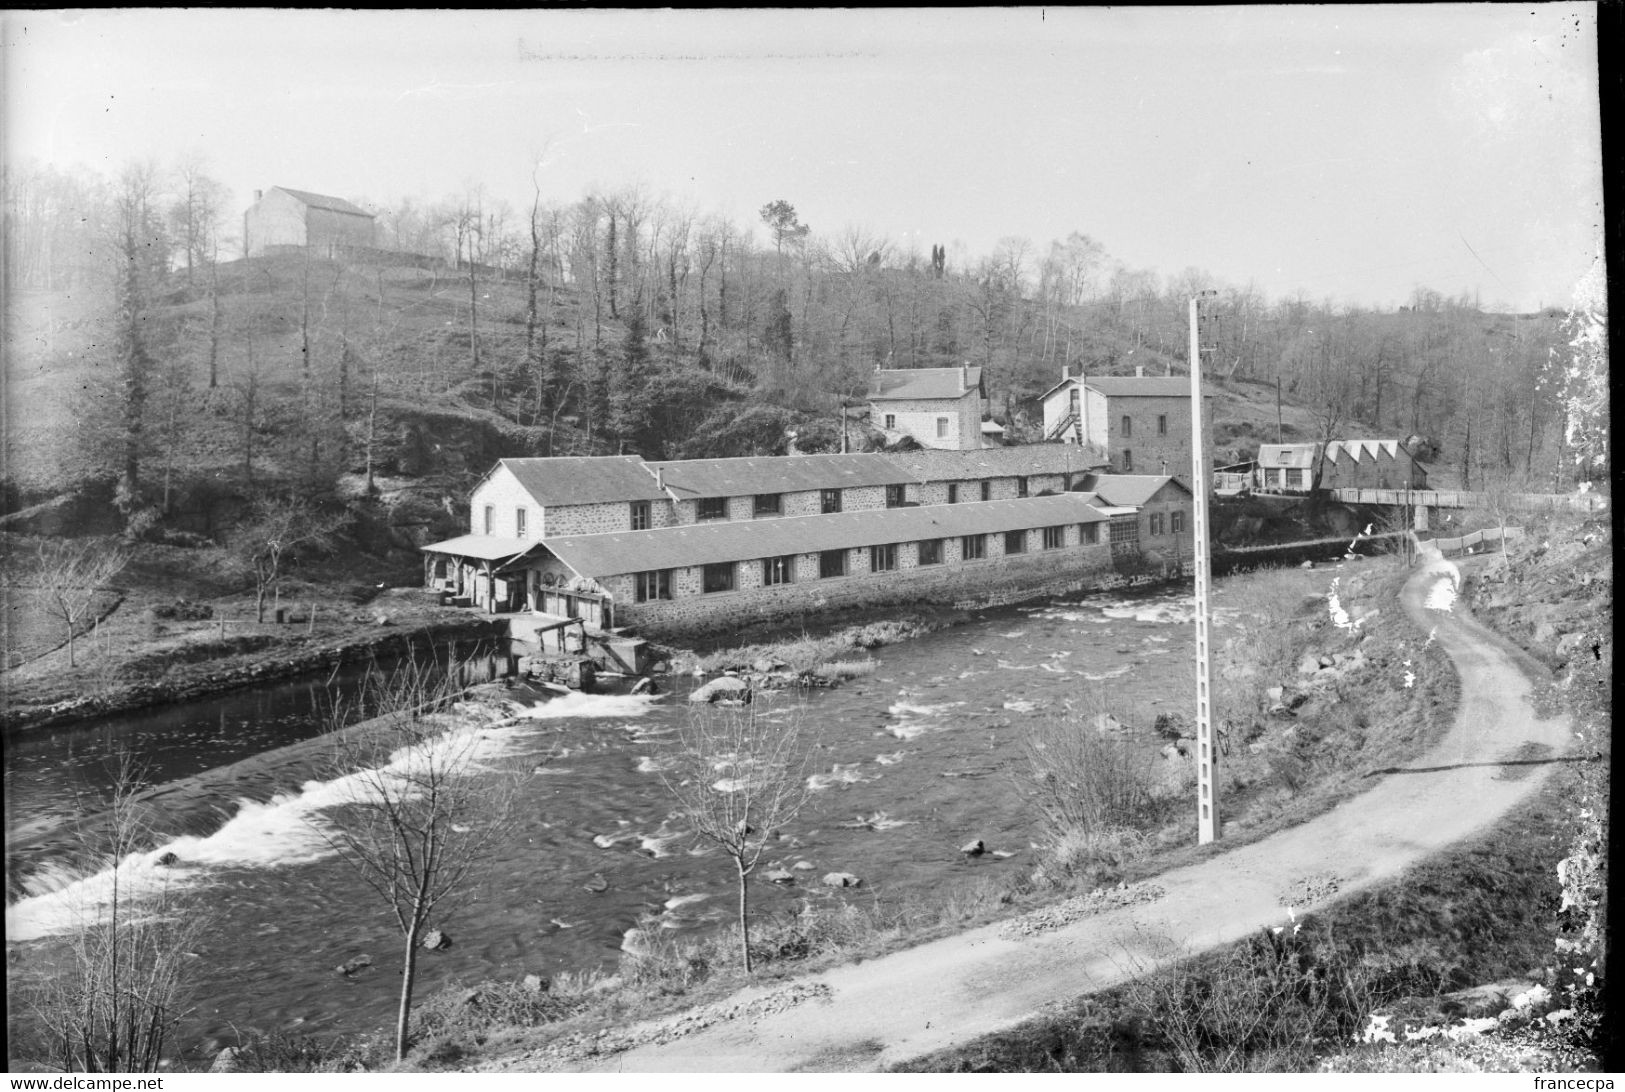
[{"left": 621, "top": 544, "right": 1130, "bottom": 638}]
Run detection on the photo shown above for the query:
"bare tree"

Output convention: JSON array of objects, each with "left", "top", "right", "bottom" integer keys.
[
  {"left": 660, "top": 702, "right": 814, "bottom": 972},
  {"left": 228, "top": 496, "right": 344, "bottom": 623},
  {"left": 167, "top": 154, "right": 230, "bottom": 286},
  {"left": 21, "top": 759, "right": 204, "bottom": 1072},
  {"left": 31, "top": 540, "right": 128, "bottom": 667},
  {"left": 315, "top": 655, "right": 523, "bottom": 1061}
]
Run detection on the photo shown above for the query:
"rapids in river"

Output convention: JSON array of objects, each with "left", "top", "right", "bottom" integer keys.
[{"left": 5, "top": 583, "right": 1234, "bottom": 1054}]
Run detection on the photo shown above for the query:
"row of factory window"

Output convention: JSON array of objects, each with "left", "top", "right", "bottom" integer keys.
[
  {"left": 632, "top": 524, "right": 1097, "bottom": 602},
  {"left": 487, "top": 478, "right": 1040, "bottom": 537}
]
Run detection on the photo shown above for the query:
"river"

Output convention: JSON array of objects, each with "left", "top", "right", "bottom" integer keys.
[{"left": 5, "top": 583, "right": 1231, "bottom": 1058}]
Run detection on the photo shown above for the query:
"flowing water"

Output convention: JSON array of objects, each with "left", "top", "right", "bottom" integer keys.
[{"left": 5, "top": 584, "right": 1229, "bottom": 1055}]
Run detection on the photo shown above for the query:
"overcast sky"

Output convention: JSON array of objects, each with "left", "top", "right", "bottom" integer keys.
[{"left": 3, "top": 6, "right": 1602, "bottom": 312}]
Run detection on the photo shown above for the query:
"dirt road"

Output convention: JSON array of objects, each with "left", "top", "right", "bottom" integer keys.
[{"left": 517, "top": 553, "right": 1575, "bottom": 1072}]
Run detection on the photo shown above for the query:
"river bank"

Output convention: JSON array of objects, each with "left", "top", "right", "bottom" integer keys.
[{"left": 0, "top": 589, "right": 499, "bottom": 736}]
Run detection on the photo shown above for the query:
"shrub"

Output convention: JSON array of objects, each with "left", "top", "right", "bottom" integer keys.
[
  {"left": 1120, "top": 921, "right": 1383, "bottom": 1072},
  {"left": 221, "top": 1029, "right": 359, "bottom": 1073},
  {"left": 1020, "top": 707, "right": 1160, "bottom": 839},
  {"left": 412, "top": 977, "right": 586, "bottom": 1040}
]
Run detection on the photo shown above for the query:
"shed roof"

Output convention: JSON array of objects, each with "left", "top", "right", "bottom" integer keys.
[
  {"left": 1257, "top": 443, "right": 1318, "bottom": 469},
  {"left": 880, "top": 443, "right": 1107, "bottom": 483},
  {"left": 272, "top": 187, "right": 375, "bottom": 219},
  {"left": 540, "top": 494, "right": 1109, "bottom": 578},
  {"left": 1089, "top": 474, "right": 1191, "bottom": 507},
  {"left": 646, "top": 453, "right": 916, "bottom": 499},
  {"left": 420, "top": 534, "right": 536, "bottom": 561},
  {"left": 495, "top": 456, "right": 670, "bottom": 506},
  {"left": 869, "top": 366, "right": 983, "bottom": 401}
]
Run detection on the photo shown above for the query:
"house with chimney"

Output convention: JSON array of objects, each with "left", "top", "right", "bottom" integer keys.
[
  {"left": 869, "top": 364, "right": 988, "bottom": 450},
  {"left": 244, "top": 186, "right": 377, "bottom": 258},
  {"left": 1041, "top": 367, "right": 1211, "bottom": 479}
]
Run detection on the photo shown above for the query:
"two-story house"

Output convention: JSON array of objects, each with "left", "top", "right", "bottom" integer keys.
[
  {"left": 244, "top": 186, "right": 377, "bottom": 258},
  {"left": 869, "top": 364, "right": 987, "bottom": 450},
  {"left": 1041, "top": 368, "right": 1210, "bottom": 479}
]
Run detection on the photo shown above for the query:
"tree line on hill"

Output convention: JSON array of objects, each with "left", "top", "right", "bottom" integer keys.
[{"left": 3, "top": 157, "right": 1608, "bottom": 538}]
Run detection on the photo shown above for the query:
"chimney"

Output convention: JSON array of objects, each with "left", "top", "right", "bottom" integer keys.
[
  {"left": 1061, "top": 363, "right": 1069, "bottom": 385},
  {"left": 655, "top": 466, "right": 665, "bottom": 490},
  {"left": 961, "top": 363, "right": 970, "bottom": 393},
  {"left": 1136, "top": 364, "right": 1144, "bottom": 378},
  {"left": 254, "top": 189, "right": 263, "bottom": 202}
]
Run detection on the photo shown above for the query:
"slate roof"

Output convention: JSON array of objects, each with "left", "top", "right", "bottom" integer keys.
[
  {"left": 880, "top": 443, "right": 1108, "bottom": 483},
  {"left": 646, "top": 454, "right": 916, "bottom": 499},
  {"left": 869, "top": 366, "right": 983, "bottom": 401},
  {"left": 1257, "top": 444, "right": 1317, "bottom": 469},
  {"left": 540, "top": 494, "right": 1109, "bottom": 578},
  {"left": 496, "top": 456, "right": 670, "bottom": 507},
  {"left": 1040, "top": 373, "right": 1215, "bottom": 401},
  {"left": 273, "top": 187, "right": 375, "bottom": 219},
  {"left": 1088, "top": 474, "right": 1190, "bottom": 507},
  {"left": 1082, "top": 376, "right": 1200, "bottom": 398},
  {"left": 1070, "top": 493, "right": 1138, "bottom": 517},
  {"left": 420, "top": 534, "right": 536, "bottom": 561}
]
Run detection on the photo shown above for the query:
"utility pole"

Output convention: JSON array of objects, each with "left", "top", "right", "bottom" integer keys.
[{"left": 1190, "top": 293, "right": 1219, "bottom": 844}]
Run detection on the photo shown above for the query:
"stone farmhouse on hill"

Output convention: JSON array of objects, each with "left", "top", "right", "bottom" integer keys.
[
  {"left": 244, "top": 186, "right": 376, "bottom": 258},
  {"left": 1040, "top": 367, "right": 1211, "bottom": 480},
  {"left": 869, "top": 364, "right": 989, "bottom": 450},
  {"left": 1254, "top": 440, "right": 1430, "bottom": 494},
  {"left": 422, "top": 447, "right": 1193, "bottom": 641}
]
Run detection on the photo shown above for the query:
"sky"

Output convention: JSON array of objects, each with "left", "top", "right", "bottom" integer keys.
[{"left": 2, "top": 6, "right": 1604, "bottom": 312}]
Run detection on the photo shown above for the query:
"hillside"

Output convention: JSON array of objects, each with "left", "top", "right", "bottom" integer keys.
[{"left": 5, "top": 246, "right": 1522, "bottom": 536}]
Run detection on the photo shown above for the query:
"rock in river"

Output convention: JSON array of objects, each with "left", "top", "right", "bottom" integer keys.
[
  {"left": 822, "top": 872, "right": 862, "bottom": 888},
  {"left": 689, "top": 676, "right": 752, "bottom": 704},
  {"left": 960, "top": 839, "right": 986, "bottom": 857},
  {"left": 336, "top": 954, "right": 374, "bottom": 977}
]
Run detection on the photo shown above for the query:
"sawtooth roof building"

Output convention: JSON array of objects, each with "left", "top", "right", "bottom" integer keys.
[{"left": 1255, "top": 440, "right": 1430, "bottom": 493}]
